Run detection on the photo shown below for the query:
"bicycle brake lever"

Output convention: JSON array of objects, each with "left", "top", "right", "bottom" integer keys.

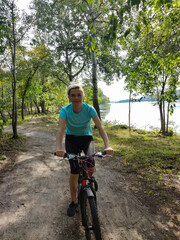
[{"left": 95, "top": 152, "right": 105, "bottom": 157}]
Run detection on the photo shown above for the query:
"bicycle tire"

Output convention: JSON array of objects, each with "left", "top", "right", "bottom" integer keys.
[{"left": 81, "top": 191, "right": 102, "bottom": 240}]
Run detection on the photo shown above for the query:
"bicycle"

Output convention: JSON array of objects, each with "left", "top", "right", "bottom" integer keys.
[{"left": 56, "top": 151, "right": 106, "bottom": 240}]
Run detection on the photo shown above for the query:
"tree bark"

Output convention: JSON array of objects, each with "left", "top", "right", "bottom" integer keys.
[
  {"left": 91, "top": 51, "right": 101, "bottom": 118},
  {"left": 34, "top": 100, "right": 41, "bottom": 113},
  {"left": 11, "top": 2, "right": 18, "bottom": 139},
  {"left": 128, "top": 90, "right": 132, "bottom": 133},
  {"left": 166, "top": 102, "right": 170, "bottom": 134},
  {"left": 90, "top": 2, "right": 101, "bottom": 119},
  {"left": 0, "top": 110, "right": 7, "bottom": 123},
  {"left": 21, "top": 97, "right": 25, "bottom": 120}
]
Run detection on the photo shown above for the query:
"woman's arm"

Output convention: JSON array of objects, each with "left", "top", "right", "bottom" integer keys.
[
  {"left": 56, "top": 117, "right": 66, "bottom": 157},
  {"left": 93, "top": 116, "right": 114, "bottom": 155}
]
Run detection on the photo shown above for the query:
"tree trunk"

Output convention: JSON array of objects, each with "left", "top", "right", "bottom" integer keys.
[
  {"left": 166, "top": 102, "right": 170, "bottom": 133},
  {"left": 30, "top": 101, "right": 33, "bottom": 114},
  {"left": 128, "top": 90, "right": 132, "bottom": 133},
  {"left": 159, "top": 101, "right": 165, "bottom": 135},
  {"left": 90, "top": 2, "right": 101, "bottom": 119},
  {"left": 11, "top": 2, "right": 18, "bottom": 139},
  {"left": 40, "top": 100, "right": 46, "bottom": 114},
  {"left": 0, "top": 85, "right": 7, "bottom": 123},
  {"left": 40, "top": 76, "right": 46, "bottom": 114},
  {"left": 159, "top": 75, "right": 167, "bottom": 135},
  {"left": 12, "top": 74, "right": 18, "bottom": 138},
  {"left": 0, "top": 109, "right": 7, "bottom": 123},
  {"left": 34, "top": 100, "right": 41, "bottom": 113},
  {"left": 21, "top": 97, "right": 25, "bottom": 120},
  {"left": 91, "top": 51, "right": 101, "bottom": 118}
]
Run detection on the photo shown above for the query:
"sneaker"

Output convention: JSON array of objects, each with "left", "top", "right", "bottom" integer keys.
[{"left": 67, "top": 202, "right": 78, "bottom": 217}]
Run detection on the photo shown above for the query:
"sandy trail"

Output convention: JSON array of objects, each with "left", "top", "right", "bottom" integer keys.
[{"left": 0, "top": 119, "right": 178, "bottom": 240}]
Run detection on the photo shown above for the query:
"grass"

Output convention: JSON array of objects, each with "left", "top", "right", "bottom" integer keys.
[
  {"left": 0, "top": 132, "right": 28, "bottom": 162},
  {"left": 93, "top": 122, "right": 180, "bottom": 216}
]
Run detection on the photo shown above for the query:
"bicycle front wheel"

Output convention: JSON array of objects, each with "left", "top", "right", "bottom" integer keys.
[{"left": 81, "top": 191, "right": 102, "bottom": 240}]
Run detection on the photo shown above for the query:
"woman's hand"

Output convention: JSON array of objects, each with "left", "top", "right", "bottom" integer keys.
[
  {"left": 56, "top": 150, "right": 66, "bottom": 158},
  {"left": 104, "top": 147, "right": 114, "bottom": 155}
]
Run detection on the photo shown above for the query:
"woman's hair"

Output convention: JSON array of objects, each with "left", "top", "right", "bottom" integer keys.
[{"left": 67, "top": 82, "right": 85, "bottom": 96}]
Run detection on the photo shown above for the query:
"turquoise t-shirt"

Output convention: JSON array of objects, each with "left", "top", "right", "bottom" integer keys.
[{"left": 59, "top": 103, "right": 98, "bottom": 136}]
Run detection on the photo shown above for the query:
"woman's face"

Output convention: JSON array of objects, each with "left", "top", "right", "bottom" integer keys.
[{"left": 68, "top": 88, "right": 84, "bottom": 105}]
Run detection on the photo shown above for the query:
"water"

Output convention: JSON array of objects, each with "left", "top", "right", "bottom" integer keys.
[{"left": 100, "top": 101, "right": 180, "bottom": 134}]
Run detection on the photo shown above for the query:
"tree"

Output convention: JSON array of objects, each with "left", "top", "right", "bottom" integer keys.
[
  {"left": 32, "top": 0, "right": 89, "bottom": 84},
  {"left": 17, "top": 45, "right": 51, "bottom": 119},
  {"left": 0, "top": 3, "right": 7, "bottom": 54},
  {"left": 32, "top": 0, "right": 120, "bottom": 118},
  {"left": 80, "top": 0, "right": 121, "bottom": 117},
  {"left": 2, "top": 0, "right": 33, "bottom": 138},
  {"left": 120, "top": 0, "right": 180, "bottom": 135}
]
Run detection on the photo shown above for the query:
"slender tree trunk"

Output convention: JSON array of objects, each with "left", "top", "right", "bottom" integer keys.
[
  {"left": 128, "top": 90, "right": 132, "bottom": 133},
  {"left": 90, "top": 2, "right": 101, "bottom": 119},
  {"left": 159, "top": 75, "right": 167, "bottom": 135},
  {"left": 11, "top": 4, "right": 18, "bottom": 139},
  {"left": 34, "top": 100, "right": 40, "bottom": 113},
  {"left": 1, "top": 84, "right": 4, "bottom": 100},
  {"left": 40, "top": 76, "right": 46, "bottom": 114},
  {"left": 21, "top": 97, "right": 25, "bottom": 120},
  {"left": 0, "top": 82, "right": 6, "bottom": 123},
  {"left": 163, "top": 100, "right": 165, "bottom": 130},
  {"left": 91, "top": 51, "right": 101, "bottom": 118},
  {"left": 30, "top": 101, "right": 33, "bottom": 114},
  {"left": 159, "top": 101, "right": 166, "bottom": 135},
  {"left": 166, "top": 102, "right": 170, "bottom": 133},
  {"left": 40, "top": 100, "right": 46, "bottom": 113},
  {"left": 0, "top": 110, "right": 7, "bottom": 123}
]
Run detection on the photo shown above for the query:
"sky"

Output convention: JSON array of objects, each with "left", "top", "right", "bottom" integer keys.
[
  {"left": 99, "top": 80, "right": 129, "bottom": 102},
  {"left": 16, "top": 0, "right": 31, "bottom": 10}
]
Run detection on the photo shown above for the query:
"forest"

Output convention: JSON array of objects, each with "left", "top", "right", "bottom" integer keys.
[{"left": 0, "top": 0, "right": 180, "bottom": 138}]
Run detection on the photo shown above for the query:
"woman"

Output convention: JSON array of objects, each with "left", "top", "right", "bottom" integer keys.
[{"left": 56, "top": 82, "right": 113, "bottom": 217}]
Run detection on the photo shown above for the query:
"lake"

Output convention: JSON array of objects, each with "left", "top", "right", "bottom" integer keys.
[{"left": 100, "top": 101, "right": 180, "bottom": 134}]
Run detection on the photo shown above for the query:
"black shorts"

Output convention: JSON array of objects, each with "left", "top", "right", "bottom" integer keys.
[{"left": 65, "top": 135, "right": 95, "bottom": 174}]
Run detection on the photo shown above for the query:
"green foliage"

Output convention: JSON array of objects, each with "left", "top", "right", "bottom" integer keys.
[
  {"left": 0, "top": 2, "right": 7, "bottom": 53},
  {"left": 119, "top": 0, "right": 180, "bottom": 134},
  {"left": 82, "top": 80, "right": 109, "bottom": 105}
]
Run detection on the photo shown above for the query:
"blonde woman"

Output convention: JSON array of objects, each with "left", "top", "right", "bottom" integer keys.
[{"left": 56, "top": 82, "right": 113, "bottom": 217}]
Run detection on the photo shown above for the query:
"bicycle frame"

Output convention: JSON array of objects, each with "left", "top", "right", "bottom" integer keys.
[
  {"left": 77, "top": 154, "right": 97, "bottom": 201},
  {"left": 56, "top": 151, "right": 105, "bottom": 240}
]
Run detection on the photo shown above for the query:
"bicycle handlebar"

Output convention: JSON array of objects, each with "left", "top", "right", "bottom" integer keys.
[{"left": 54, "top": 151, "right": 106, "bottom": 159}]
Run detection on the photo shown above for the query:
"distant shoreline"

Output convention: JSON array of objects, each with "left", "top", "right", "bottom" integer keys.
[{"left": 110, "top": 98, "right": 180, "bottom": 104}]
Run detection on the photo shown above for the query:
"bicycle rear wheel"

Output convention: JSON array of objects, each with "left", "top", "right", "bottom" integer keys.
[{"left": 81, "top": 191, "right": 102, "bottom": 240}]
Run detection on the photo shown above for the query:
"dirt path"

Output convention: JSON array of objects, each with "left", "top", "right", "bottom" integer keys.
[{"left": 0, "top": 119, "right": 179, "bottom": 240}]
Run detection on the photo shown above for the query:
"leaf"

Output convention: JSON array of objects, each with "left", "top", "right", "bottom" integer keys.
[
  {"left": 1, "top": 155, "right": 7, "bottom": 160},
  {"left": 91, "top": 26, "right": 95, "bottom": 35},
  {"left": 154, "top": 0, "right": 162, "bottom": 10},
  {"left": 91, "top": 42, "right": 95, "bottom": 50},
  {"left": 124, "top": 28, "right": 131, "bottom": 38}
]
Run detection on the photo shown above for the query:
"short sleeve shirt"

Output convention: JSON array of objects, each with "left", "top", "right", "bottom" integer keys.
[{"left": 59, "top": 103, "right": 97, "bottom": 136}]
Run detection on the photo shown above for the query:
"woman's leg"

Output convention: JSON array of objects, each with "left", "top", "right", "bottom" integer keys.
[
  {"left": 84, "top": 138, "right": 95, "bottom": 177},
  {"left": 69, "top": 173, "right": 79, "bottom": 203}
]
